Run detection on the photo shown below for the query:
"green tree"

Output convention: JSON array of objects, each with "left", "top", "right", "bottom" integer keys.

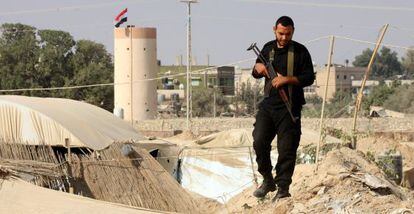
[
  {"left": 0, "top": 23, "right": 39, "bottom": 95},
  {"left": 306, "top": 95, "right": 322, "bottom": 105},
  {"left": 302, "top": 95, "right": 323, "bottom": 118},
  {"left": 353, "top": 47, "right": 402, "bottom": 79},
  {"left": 236, "top": 81, "right": 262, "bottom": 115},
  {"left": 353, "top": 48, "right": 376, "bottom": 68},
  {"left": 36, "top": 29, "right": 75, "bottom": 97},
  {"left": 362, "top": 82, "right": 396, "bottom": 111},
  {"left": 69, "top": 40, "right": 114, "bottom": 110},
  {"left": 326, "top": 91, "right": 353, "bottom": 117},
  {"left": 192, "top": 87, "right": 228, "bottom": 117},
  {"left": 402, "top": 48, "right": 414, "bottom": 78},
  {"left": 0, "top": 23, "right": 115, "bottom": 111},
  {"left": 383, "top": 84, "right": 414, "bottom": 113}
]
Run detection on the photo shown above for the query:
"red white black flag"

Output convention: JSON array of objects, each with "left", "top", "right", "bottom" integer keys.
[{"left": 115, "top": 8, "right": 128, "bottom": 28}]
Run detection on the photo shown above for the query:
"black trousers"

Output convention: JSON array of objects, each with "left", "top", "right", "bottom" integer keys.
[{"left": 252, "top": 105, "right": 301, "bottom": 189}]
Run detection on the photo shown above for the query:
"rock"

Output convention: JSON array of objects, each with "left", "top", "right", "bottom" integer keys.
[
  {"left": 338, "top": 173, "right": 351, "bottom": 180},
  {"left": 290, "top": 203, "right": 306, "bottom": 214},
  {"left": 401, "top": 167, "right": 414, "bottom": 189},
  {"left": 326, "top": 199, "right": 349, "bottom": 213},
  {"left": 317, "top": 186, "right": 326, "bottom": 195},
  {"left": 390, "top": 208, "right": 414, "bottom": 214},
  {"left": 361, "top": 173, "right": 390, "bottom": 190},
  {"left": 355, "top": 173, "right": 407, "bottom": 200},
  {"left": 242, "top": 203, "right": 252, "bottom": 209},
  {"left": 272, "top": 198, "right": 292, "bottom": 214}
]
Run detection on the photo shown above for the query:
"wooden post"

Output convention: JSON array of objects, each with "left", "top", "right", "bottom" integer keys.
[
  {"left": 65, "top": 138, "right": 72, "bottom": 164},
  {"left": 65, "top": 138, "right": 74, "bottom": 194},
  {"left": 248, "top": 147, "right": 258, "bottom": 187},
  {"left": 351, "top": 24, "right": 389, "bottom": 149},
  {"left": 315, "top": 35, "right": 335, "bottom": 173},
  {"left": 213, "top": 86, "right": 217, "bottom": 118}
]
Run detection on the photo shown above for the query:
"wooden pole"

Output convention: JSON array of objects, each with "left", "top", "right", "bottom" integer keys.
[
  {"left": 213, "top": 86, "right": 217, "bottom": 118},
  {"left": 65, "top": 138, "right": 74, "bottom": 194},
  {"left": 315, "top": 35, "right": 335, "bottom": 173},
  {"left": 65, "top": 138, "right": 72, "bottom": 164},
  {"left": 351, "top": 24, "right": 389, "bottom": 149},
  {"left": 248, "top": 147, "right": 258, "bottom": 187}
]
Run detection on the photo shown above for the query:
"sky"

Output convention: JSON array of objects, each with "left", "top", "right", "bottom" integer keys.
[{"left": 1, "top": 0, "right": 414, "bottom": 68}]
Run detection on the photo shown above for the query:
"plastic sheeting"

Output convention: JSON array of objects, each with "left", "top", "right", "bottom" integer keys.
[
  {"left": 179, "top": 129, "right": 277, "bottom": 203},
  {"left": 0, "top": 96, "right": 144, "bottom": 150}
]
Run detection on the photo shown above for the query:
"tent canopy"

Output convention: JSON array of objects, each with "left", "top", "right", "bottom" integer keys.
[{"left": 0, "top": 95, "right": 144, "bottom": 150}]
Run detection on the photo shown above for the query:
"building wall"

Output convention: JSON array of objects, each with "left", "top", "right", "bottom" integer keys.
[
  {"left": 158, "top": 65, "right": 236, "bottom": 95},
  {"left": 315, "top": 65, "right": 337, "bottom": 100},
  {"left": 315, "top": 65, "right": 365, "bottom": 100},
  {"left": 335, "top": 67, "right": 365, "bottom": 94},
  {"left": 114, "top": 27, "right": 158, "bottom": 123}
]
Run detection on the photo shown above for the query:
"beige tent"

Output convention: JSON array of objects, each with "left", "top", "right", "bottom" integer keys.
[{"left": 0, "top": 95, "right": 144, "bottom": 150}]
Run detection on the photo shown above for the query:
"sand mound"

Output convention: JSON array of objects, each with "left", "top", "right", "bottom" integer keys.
[
  {"left": 357, "top": 136, "right": 414, "bottom": 169},
  {"left": 225, "top": 147, "right": 414, "bottom": 213}
]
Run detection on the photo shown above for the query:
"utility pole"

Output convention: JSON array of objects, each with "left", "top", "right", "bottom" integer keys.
[{"left": 180, "top": 0, "right": 198, "bottom": 130}]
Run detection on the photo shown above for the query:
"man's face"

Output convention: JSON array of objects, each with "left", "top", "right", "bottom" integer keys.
[{"left": 273, "top": 23, "right": 294, "bottom": 48}]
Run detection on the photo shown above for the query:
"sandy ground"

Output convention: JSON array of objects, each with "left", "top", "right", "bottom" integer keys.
[
  {"left": 224, "top": 147, "right": 414, "bottom": 214},
  {"left": 2, "top": 118, "right": 413, "bottom": 213},
  {"left": 160, "top": 127, "right": 414, "bottom": 213},
  {"left": 0, "top": 177, "right": 165, "bottom": 214},
  {"left": 357, "top": 136, "right": 414, "bottom": 169}
]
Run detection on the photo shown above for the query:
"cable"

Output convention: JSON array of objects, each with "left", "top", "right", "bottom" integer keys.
[
  {"left": 0, "top": 35, "right": 327, "bottom": 93},
  {"left": 303, "top": 35, "right": 330, "bottom": 45},
  {"left": 0, "top": 57, "right": 256, "bottom": 93},
  {"left": 335, "top": 35, "right": 414, "bottom": 51},
  {"left": 235, "top": 0, "right": 414, "bottom": 12},
  {"left": 0, "top": 0, "right": 158, "bottom": 16},
  {"left": 389, "top": 25, "right": 414, "bottom": 41},
  {"left": 213, "top": 179, "right": 255, "bottom": 203}
]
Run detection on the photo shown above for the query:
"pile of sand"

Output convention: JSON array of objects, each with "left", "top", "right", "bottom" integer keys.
[
  {"left": 225, "top": 147, "right": 414, "bottom": 213},
  {"left": 357, "top": 136, "right": 414, "bottom": 169}
]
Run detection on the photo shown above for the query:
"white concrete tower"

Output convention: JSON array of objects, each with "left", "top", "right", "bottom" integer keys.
[{"left": 114, "top": 27, "right": 157, "bottom": 123}]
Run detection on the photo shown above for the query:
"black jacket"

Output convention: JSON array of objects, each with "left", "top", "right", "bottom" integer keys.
[{"left": 252, "top": 40, "right": 315, "bottom": 114}]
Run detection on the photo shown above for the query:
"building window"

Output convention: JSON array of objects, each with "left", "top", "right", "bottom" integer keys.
[
  {"left": 344, "top": 75, "right": 347, "bottom": 80},
  {"left": 191, "top": 77, "right": 201, "bottom": 86},
  {"left": 304, "top": 85, "right": 316, "bottom": 93},
  {"left": 337, "top": 75, "right": 339, "bottom": 79},
  {"left": 208, "top": 77, "right": 216, "bottom": 86}
]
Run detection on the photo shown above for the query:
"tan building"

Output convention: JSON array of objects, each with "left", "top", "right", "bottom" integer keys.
[
  {"left": 114, "top": 26, "right": 158, "bottom": 123},
  {"left": 314, "top": 65, "right": 365, "bottom": 100}
]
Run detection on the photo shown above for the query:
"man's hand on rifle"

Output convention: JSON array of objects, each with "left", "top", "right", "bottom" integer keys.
[
  {"left": 272, "top": 75, "right": 289, "bottom": 88},
  {"left": 272, "top": 75, "right": 300, "bottom": 88},
  {"left": 254, "top": 63, "right": 270, "bottom": 78}
]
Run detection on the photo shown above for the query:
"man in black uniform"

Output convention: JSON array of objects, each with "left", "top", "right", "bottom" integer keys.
[{"left": 251, "top": 16, "right": 315, "bottom": 200}]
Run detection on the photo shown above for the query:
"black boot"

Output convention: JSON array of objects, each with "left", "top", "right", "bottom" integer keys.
[
  {"left": 253, "top": 175, "right": 276, "bottom": 198},
  {"left": 272, "top": 187, "right": 291, "bottom": 202}
]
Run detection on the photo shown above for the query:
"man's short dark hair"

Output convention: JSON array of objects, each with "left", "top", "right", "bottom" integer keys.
[{"left": 275, "top": 16, "right": 294, "bottom": 29}]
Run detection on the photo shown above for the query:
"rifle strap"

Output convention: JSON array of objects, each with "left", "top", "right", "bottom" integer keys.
[
  {"left": 287, "top": 44, "right": 294, "bottom": 105},
  {"left": 264, "top": 44, "right": 294, "bottom": 106}
]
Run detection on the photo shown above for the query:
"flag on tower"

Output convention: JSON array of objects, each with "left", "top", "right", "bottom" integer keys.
[{"left": 114, "top": 8, "right": 128, "bottom": 28}]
